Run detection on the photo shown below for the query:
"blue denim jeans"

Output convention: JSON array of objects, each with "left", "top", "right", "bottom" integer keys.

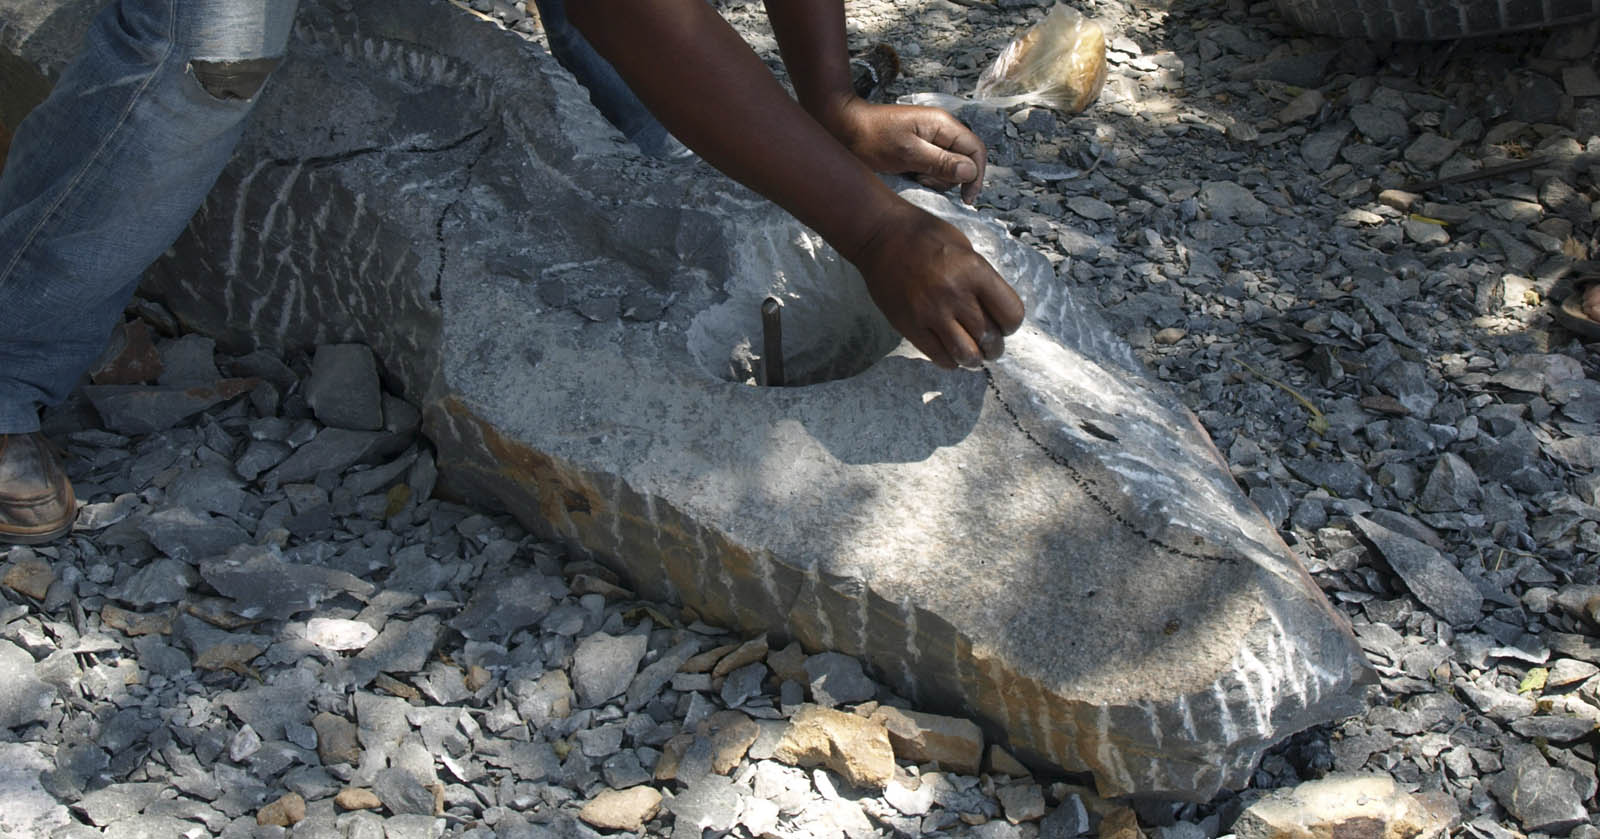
[
  {"left": 0, "top": 0, "right": 298, "bottom": 434},
  {"left": 0, "top": 0, "right": 669, "bottom": 434},
  {"left": 532, "top": 0, "right": 674, "bottom": 159}
]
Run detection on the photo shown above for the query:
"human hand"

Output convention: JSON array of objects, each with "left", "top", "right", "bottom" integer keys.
[
  {"left": 851, "top": 202, "right": 1024, "bottom": 369},
  {"left": 821, "top": 97, "right": 987, "bottom": 205}
]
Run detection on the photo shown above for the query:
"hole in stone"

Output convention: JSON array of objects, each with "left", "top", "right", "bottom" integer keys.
[
  {"left": 1080, "top": 421, "right": 1118, "bottom": 442},
  {"left": 688, "top": 228, "right": 901, "bottom": 387}
]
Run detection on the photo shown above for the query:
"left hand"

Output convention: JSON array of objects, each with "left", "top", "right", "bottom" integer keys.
[{"left": 818, "top": 96, "right": 988, "bottom": 205}]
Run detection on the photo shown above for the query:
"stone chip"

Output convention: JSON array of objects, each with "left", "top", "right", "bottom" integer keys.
[
  {"left": 773, "top": 704, "right": 895, "bottom": 790},
  {"left": 578, "top": 786, "right": 663, "bottom": 832}
]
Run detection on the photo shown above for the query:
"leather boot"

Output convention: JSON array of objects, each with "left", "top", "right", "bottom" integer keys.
[{"left": 0, "top": 432, "right": 76, "bottom": 545}]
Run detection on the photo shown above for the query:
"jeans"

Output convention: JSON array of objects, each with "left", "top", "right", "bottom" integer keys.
[
  {"left": 531, "top": 0, "right": 674, "bottom": 159},
  {"left": 0, "top": 0, "right": 667, "bottom": 435},
  {"left": 0, "top": 0, "right": 298, "bottom": 434}
]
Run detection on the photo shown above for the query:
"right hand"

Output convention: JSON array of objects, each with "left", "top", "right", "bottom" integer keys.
[{"left": 851, "top": 203, "right": 1025, "bottom": 369}]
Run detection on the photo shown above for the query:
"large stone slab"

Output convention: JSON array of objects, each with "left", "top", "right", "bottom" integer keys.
[{"left": 1, "top": 0, "right": 1373, "bottom": 799}]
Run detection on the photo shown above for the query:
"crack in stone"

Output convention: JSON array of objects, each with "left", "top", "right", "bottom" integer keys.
[
  {"left": 266, "top": 126, "right": 490, "bottom": 171},
  {"left": 432, "top": 129, "right": 495, "bottom": 302},
  {"left": 983, "top": 368, "right": 1233, "bottom": 566}
]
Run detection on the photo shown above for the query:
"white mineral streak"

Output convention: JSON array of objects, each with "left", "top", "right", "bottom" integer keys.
[
  {"left": 802, "top": 562, "right": 835, "bottom": 650},
  {"left": 753, "top": 550, "right": 785, "bottom": 623},
  {"left": 228, "top": 159, "right": 272, "bottom": 280},
  {"left": 607, "top": 472, "right": 624, "bottom": 559}
]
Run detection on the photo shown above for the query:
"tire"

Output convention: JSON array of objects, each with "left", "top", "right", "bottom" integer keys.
[{"left": 1272, "top": 0, "right": 1600, "bottom": 40}]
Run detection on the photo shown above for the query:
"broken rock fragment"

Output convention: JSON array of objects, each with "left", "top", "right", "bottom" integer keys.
[
  {"left": 578, "top": 786, "right": 663, "bottom": 832},
  {"left": 870, "top": 706, "right": 983, "bottom": 775},
  {"left": 773, "top": 704, "right": 895, "bottom": 790},
  {"left": 1232, "top": 774, "right": 1457, "bottom": 839}
]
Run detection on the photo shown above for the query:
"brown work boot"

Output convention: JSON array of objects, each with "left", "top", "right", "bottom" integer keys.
[{"left": 0, "top": 432, "right": 76, "bottom": 545}]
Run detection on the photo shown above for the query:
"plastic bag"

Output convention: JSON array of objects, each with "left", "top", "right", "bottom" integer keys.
[{"left": 901, "top": 3, "right": 1107, "bottom": 115}]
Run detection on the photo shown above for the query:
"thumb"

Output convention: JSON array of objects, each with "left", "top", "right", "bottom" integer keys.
[{"left": 909, "top": 141, "right": 979, "bottom": 186}]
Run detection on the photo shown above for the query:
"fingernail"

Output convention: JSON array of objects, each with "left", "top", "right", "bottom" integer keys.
[
  {"left": 979, "top": 332, "right": 1004, "bottom": 360},
  {"left": 955, "top": 161, "right": 976, "bottom": 181}
]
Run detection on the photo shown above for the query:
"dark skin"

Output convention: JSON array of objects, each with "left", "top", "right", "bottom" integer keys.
[{"left": 567, "top": 0, "right": 1025, "bottom": 369}]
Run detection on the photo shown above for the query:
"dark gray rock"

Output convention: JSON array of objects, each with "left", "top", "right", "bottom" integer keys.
[
  {"left": 263, "top": 428, "right": 388, "bottom": 484},
  {"left": 1352, "top": 517, "right": 1482, "bottom": 626},
  {"left": 372, "top": 767, "right": 436, "bottom": 816},
  {"left": 1287, "top": 459, "right": 1370, "bottom": 498},
  {"left": 1301, "top": 123, "right": 1352, "bottom": 172},
  {"left": 1403, "top": 133, "right": 1461, "bottom": 170},
  {"left": 137, "top": 506, "right": 250, "bottom": 562},
  {"left": 1040, "top": 794, "right": 1090, "bottom": 839},
  {"left": 71, "top": 782, "right": 165, "bottom": 826},
  {"left": 200, "top": 543, "right": 374, "bottom": 620},
  {"left": 217, "top": 668, "right": 318, "bottom": 741},
  {"left": 1417, "top": 454, "right": 1481, "bottom": 513},
  {"left": 447, "top": 573, "right": 563, "bottom": 641},
  {"left": 0, "top": 640, "right": 52, "bottom": 729},
  {"left": 1229, "top": 51, "right": 1334, "bottom": 86},
  {"left": 156, "top": 335, "right": 220, "bottom": 386},
  {"left": 571, "top": 632, "right": 648, "bottom": 708},
  {"left": 1349, "top": 104, "right": 1409, "bottom": 145},
  {"left": 83, "top": 380, "right": 256, "bottom": 434},
  {"left": 804, "top": 653, "right": 877, "bottom": 707},
  {"left": 112, "top": 557, "right": 200, "bottom": 607},
  {"left": 720, "top": 662, "right": 768, "bottom": 708},
  {"left": 357, "top": 616, "right": 441, "bottom": 674},
  {"left": 167, "top": 466, "right": 250, "bottom": 518},
  {"left": 1490, "top": 750, "right": 1590, "bottom": 834},
  {"left": 1375, "top": 361, "right": 1437, "bottom": 418},
  {"left": 1509, "top": 714, "right": 1597, "bottom": 743},
  {"left": 625, "top": 640, "right": 699, "bottom": 712},
  {"left": 664, "top": 774, "right": 743, "bottom": 834},
  {"left": 235, "top": 440, "right": 292, "bottom": 482},
  {"left": 304, "top": 344, "right": 385, "bottom": 431},
  {"left": 601, "top": 751, "right": 653, "bottom": 790}
]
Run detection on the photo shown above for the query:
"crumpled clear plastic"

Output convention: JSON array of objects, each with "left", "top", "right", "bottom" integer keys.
[{"left": 900, "top": 2, "right": 1108, "bottom": 115}]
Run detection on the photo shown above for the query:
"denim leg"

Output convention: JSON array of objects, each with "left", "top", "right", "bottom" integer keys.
[
  {"left": 0, "top": 0, "right": 298, "bottom": 434},
  {"left": 531, "top": 0, "right": 672, "bottom": 158}
]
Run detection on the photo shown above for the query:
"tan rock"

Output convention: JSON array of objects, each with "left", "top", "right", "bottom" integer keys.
[
  {"left": 578, "top": 786, "right": 663, "bottom": 832},
  {"left": 773, "top": 704, "right": 894, "bottom": 789},
  {"left": 312, "top": 712, "right": 363, "bottom": 766},
  {"left": 985, "top": 744, "right": 1030, "bottom": 778},
  {"left": 1102, "top": 806, "right": 1144, "bottom": 839},
  {"left": 711, "top": 634, "right": 769, "bottom": 678},
  {"left": 682, "top": 642, "right": 738, "bottom": 674},
  {"left": 1232, "top": 774, "right": 1456, "bottom": 839},
  {"left": 870, "top": 706, "right": 983, "bottom": 775},
  {"left": 257, "top": 792, "right": 306, "bottom": 827},
  {"left": 335, "top": 787, "right": 382, "bottom": 810},
  {"left": 2, "top": 558, "right": 53, "bottom": 600},
  {"left": 702, "top": 710, "right": 761, "bottom": 774},
  {"left": 767, "top": 641, "right": 808, "bottom": 684},
  {"left": 654, "top": 733, "right": 693, "bottom": 782},
  {"left": 1377, "top": 189, "right": 1420, "bottom": 213},
  {"left": 465, "top": 664, "right": 492, "bottom": 692},
  {"left": 193, "top": 638, "right": 267, "bottom": 674},
  {"left": 100, "top": 605, "right": 173, "bottom": 637},
  {"left": 374, "top": 672, "right": 420, "bottom": 701}
]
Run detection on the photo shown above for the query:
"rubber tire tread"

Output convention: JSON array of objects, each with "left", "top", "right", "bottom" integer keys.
[{"left": 1272, "top": 0, "right": 1600, "bottom": 39}]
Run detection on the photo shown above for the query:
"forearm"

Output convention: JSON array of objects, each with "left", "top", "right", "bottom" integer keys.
[
  {"left": 761, "top": 0, "right": 855, "bottom": 128},
  {"left": 567, "top": 0, "right": 906, "bottom": 264}
]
